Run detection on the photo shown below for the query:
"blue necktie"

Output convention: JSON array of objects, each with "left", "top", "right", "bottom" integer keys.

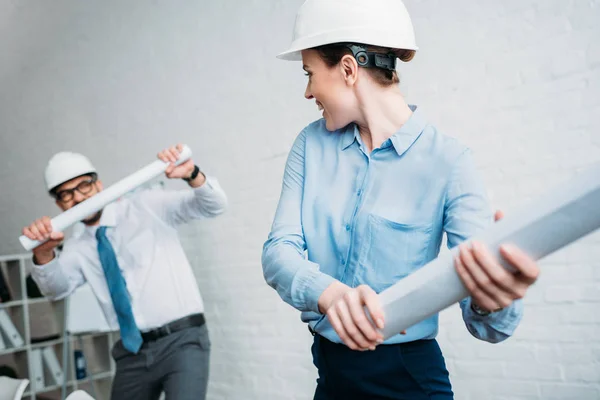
[{"left": 96, "top": 226, "right": 143, "bottom": 353}]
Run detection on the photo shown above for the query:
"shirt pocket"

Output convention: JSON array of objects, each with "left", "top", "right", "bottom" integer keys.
[{"left": 357, "top": 214, "right": 432, "bottom": 293}]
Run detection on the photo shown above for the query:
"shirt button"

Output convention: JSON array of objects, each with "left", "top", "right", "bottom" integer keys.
[
  {"left": 341, "top": 259, "right": 346, "bottom": 265},
  {"left": 345, "top": 224, "right": 351, "bottom": 231},
  {"left": 357, "top": 190, "right": 362, "bottom": 196}
]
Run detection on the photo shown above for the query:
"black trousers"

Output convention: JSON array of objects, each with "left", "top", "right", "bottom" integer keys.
[{"left": 312, "top": 335, "right": 453, "bottom": 400}]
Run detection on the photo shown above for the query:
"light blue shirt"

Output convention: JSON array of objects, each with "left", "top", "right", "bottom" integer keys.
[{"left": 262, "top": 105, "right": 523, "bottom": 345}]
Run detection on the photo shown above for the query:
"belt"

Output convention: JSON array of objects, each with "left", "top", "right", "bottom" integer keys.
[{"left": 141, "top": 313, "right": 205, "bottom": 342}]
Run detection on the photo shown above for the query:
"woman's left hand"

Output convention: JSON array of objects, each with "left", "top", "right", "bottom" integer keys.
[{"left": 454, "top": 210, "right": 540, "bottom": 313}]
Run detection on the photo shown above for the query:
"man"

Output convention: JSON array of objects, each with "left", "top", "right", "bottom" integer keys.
[{"left": 23, "top": 144, "right": 227, "bottom": 400}]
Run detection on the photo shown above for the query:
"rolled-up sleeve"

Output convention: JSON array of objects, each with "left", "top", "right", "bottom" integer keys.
[
  {"left": 444, "top": 149, "right": 523, "bottom": 343},
  {"left": 262, "top": 130, "right": 335, "bottom": 313}
]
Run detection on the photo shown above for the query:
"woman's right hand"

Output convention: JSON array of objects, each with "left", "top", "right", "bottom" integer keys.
[
  {"left": 22, "top": 216, "right": 64, "bottom": 264},
  {"left": 319, "top": 282, "right": 386, "bottom": 351}
]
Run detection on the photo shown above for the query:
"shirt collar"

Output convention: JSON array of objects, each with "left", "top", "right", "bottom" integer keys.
[
  {"left": 340, "top": 104, "right": 427, "bottom": 156},
  {"left": 389, "top": 105, "right": 427, "bottom": 157},
  {"left": 99, "top": 202, "right": 118, "bottom": 227},
  {"left": 341, "top": 124, "right": 359, "bottom": 150},
  {"left": 83, "top": 201, "right": 118, "bottom": 237}
]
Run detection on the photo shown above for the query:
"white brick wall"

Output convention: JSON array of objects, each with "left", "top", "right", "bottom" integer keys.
[{"left": 0, "top": 1, "right": 599, "bottom": 399}]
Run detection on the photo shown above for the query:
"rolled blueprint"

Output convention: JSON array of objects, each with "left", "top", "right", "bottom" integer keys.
[
  {"left": 379, "top": 162, "right": 600, "bottom": 339},
  {"left": 19, "top": 145, "right": 192, "bottom": 251}
]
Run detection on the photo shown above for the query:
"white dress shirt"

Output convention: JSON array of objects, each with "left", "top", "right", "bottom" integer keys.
[{"left": 31, "top": 177, "right": 227, "bottom": 331}]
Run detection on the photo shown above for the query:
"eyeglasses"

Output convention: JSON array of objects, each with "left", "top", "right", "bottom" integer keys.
[{"left": 55, "top": 177, "right": 97, "bottom": 203}]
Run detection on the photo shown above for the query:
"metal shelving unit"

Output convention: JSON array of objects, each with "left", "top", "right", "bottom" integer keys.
[{"left": 0, "top": 253, "right": 116, "bottom": 400}]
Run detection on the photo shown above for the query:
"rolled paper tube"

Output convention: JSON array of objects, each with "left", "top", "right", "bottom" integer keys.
[
  {"left": 19, "top": 145, "right": 193, "bottom": 251},
  {"left": 374, "top": 162, "right": 600, "bottom": 339}
]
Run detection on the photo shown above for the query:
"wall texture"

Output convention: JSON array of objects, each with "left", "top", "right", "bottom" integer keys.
[{"left": 0, "top": 1, "right": 599, "bottom": 399}]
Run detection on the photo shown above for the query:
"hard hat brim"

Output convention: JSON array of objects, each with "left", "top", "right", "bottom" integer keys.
[
  {"left": 47, "top": 170, "right": 97, "bottom": 193},
  {"left": 276, "top": 28, "right": 418, "bottom": 61},
  {"left": 276, "top": 49, "right": 303, "bottom": 61}
]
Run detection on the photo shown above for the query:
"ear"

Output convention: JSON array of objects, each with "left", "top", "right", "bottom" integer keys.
[
  {"left": 339, "top": 54, "right": 359, "bottom": 86},
  {"left": 96, "top": 180, "right": 104, "bottom": 191}
]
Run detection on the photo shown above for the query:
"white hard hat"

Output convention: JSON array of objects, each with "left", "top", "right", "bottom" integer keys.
[
  {"left": 44, "top": 151, "right": 97, "bottom": 192},
  {"left": 277, "top": 0, "right": 419, "bottom": 61}
]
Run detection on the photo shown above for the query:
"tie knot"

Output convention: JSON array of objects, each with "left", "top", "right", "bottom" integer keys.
[{"left": 96, "top": 226, "right": 108, "bottom": 240}]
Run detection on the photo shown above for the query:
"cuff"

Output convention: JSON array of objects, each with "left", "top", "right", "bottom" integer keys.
[
  {"left": 293, "top": 264, "right": 336, "bottom": 314},
  {"left": 463, "top": 297, "right": 489, "bottom": 322},
  {"left": 193, "top": 175, "right": 216, "bottom": 193},
  {"left": 31, "top": 255, "right": 61, "bottom": 279},
  {"left": 463, "top": 296, "right": 523, "bottom": 334}
]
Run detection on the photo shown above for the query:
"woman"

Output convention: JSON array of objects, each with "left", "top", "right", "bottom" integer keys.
[{"left": 262, "top": 1, "right": 539, "bottom": 399}]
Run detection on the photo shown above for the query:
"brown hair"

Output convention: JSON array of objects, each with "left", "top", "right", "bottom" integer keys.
[{"left": 314, "top": 43, "right": 415, "bottom": 87}]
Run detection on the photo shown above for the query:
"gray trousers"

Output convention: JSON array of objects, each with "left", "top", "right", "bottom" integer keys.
[{"left": 110, "top": 324, "right": 210, "bottom": 400}]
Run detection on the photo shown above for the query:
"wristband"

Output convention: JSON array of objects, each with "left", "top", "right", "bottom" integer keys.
[{"left": 183, "top": 165, "right": 200, "bottom": 182}]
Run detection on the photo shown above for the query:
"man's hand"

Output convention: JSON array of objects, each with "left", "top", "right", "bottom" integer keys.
[
  {"left": 454, "top": 210, "right": 540, "bottom": 313},
  {"left": 22, "top": 217, "right": 64, "bottom": 264},
  {"left": 318, "top": 282, "right": 400, "bottom": 351},
  {"left": 158, "top": 144, "right": 195, "bottom": 180},
  {"left": 158, "top": 144, "right": 206, "bottom": 187}
]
